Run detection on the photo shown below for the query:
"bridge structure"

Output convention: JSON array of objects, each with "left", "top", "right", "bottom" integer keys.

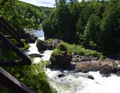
[{"left": 0, "top": 15, "right": 35, "bottom": 93}]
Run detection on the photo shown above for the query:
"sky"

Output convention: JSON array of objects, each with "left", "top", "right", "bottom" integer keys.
[{"left": 19, "top": 0, "right": 82, "bottom": 7}]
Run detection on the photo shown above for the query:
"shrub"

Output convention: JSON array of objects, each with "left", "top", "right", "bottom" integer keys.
[
  {"left": 66, "top": 43, "right": 103, "bottom": 58},
  {"left": 2, "top": 59, "right": 57, "bottom": 93},
  {"left": 1, "top": 39, "right": 56, "bottom": 93}
]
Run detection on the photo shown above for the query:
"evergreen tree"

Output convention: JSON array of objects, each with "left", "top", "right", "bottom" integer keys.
[{"left": 82, "top": 14, "right": 100, "bottom": 48}]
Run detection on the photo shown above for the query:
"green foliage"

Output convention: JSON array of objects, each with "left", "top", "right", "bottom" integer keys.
[
  {"left": 43, "top": 0, "right": 120, "bottom": 53},
  {"left": 45, "top": 38, "right": 54, "bottom": 44},
  {"left": 42, "top": 18, "right": 53, "bottom": 36},
  {"left": 20, "top": 39, "right": 30, "bottom": 51},
  {"left": 2, "top": 39, "right": 29, "bottom": 60},
  {"left": 82, "top": 14, "right": 100, "bottom": 48},
  {"left": 0, "top": 0, "right": 53, "bottom": 35},
  {"left": 2, "top": 59, "right": 57, "bottom": 93},
  {"left": 42, "top": 0, "right": 73, "bottom": 41},
  {"left": 51, "top": 42, "right": 72, "bottom": 56},
  {"left": 48, "top": 39, "right": 103, "bottom": 58},
  {"left": 98, "top": 3, "right": 120, "bottom": 50},
  {"left": 1, "top": 38, "right": 56, "bottom": 93},
  {"left": 66, "top": 43, "right": 103, "bottom": 58}
]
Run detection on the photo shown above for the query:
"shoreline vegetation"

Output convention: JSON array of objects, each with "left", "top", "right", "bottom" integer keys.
[
  {"left": 42, "top": 0, "right": 120, "bottom": 55},
  {"left": 46, "top": 38, "right": 103, "bottom": 59},
  {"left": 0, "top": 0, "right": 55, "bottom": 92},
  {"left": 1, "top": 0, "right": 120, "bottom": 93}
]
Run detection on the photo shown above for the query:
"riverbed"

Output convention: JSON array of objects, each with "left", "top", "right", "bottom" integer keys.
[{"left": 23, "top": 29, "right": 120, "bottom": 93}]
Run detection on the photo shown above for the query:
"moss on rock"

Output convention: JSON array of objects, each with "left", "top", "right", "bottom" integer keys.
[
  {"left": 51, "top": 42, "right": 72, "bottom": 56},
  {"left": 50, "top": 43, "right": 72, "bottom": 68}
]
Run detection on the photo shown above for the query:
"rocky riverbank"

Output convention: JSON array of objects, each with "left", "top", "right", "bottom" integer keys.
[
  {"left": 47, "top": 53, "right": 120, "bottom": 77},
  {"left": 72, "top": 53, "right": 120, "bottom": 77},
  {"left": 35, "top": 38, "right": 120, "bottom": 77}
]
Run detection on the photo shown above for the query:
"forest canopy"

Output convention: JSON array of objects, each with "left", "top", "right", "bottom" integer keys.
[
  {"left": 42, "top": 0, "right": 120, "bottom": 53},
  {"left": 0, "top": 0, "right": 54, "bottom": 34}
]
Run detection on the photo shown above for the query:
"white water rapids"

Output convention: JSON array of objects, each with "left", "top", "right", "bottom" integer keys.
[{"left": 23, "top": 29, "right": 120, "bottom": 93}]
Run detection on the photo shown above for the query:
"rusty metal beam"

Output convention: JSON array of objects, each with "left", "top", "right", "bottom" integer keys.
[
  {"left": 0, "top": 60, "right": 31, "bottom": 66},
  {"left": 0, "top": 32, "right": 31, "bottom": 66},
  {"left": 0, "top": 67, "right": 35, "bottom": 93},
  {"left": 0, "top": 15, "right": 21, "bottom": 38},
  {"left": 0, "top": 20, "right": 24, "bottom": 47}
]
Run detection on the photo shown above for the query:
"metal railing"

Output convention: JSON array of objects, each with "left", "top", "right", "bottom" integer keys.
[{"left": 0, "top": 15, "right": 34, "bottom": 93}]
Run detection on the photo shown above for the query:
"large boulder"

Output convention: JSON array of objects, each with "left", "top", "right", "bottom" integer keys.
[
  {"left": 22, "top": 33, "right": 38, "bottom": 43},
  {"left": 49, "top": 43, "right": 72, "bottom": 69},
  {"left": 51, "top": 39, "right": 63, "bottom": 49},
  {"left": 29, "top": 34, "right": 38, "bottom": 43},
  {"left": 99, "top": 67, "right": 112, "bottom": 77},
  {"left": 36, "top": 39, "right": 52, "bottom": 51},
  {"left": 22, "top": 33, "right": 30, "bottom": 44}
]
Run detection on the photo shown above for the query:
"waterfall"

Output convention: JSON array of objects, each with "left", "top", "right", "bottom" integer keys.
[{"left": 23, "top": 29, "right": 120, "bottom": 93}]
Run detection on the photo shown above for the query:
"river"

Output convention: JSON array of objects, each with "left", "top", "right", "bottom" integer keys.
[{"left": 23, "top": 29, "right": 120, "bottom": 93}]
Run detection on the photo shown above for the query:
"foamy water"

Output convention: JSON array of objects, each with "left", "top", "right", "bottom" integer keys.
[
  {"left": 24, "top": 30, "right": 120, "bottom": 93},
  {"left": 46, "top": 68, "right": 120, "bottom": 93}
]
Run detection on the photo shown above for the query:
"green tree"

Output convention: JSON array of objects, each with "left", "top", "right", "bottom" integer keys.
[{"left": 82, "top": 14, "right": 100, "bottom": 48}]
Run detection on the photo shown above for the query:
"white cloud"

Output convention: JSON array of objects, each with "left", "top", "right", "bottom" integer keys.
[
  {"left": 20, "top": 0, "right": 55, "bottom": 7},
  {"left": 19, "top": 0, "right": 83, "bottom": 7}
]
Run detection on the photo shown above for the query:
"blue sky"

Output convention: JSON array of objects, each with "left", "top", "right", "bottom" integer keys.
[{"left": 19, "top": 0, "right": 82, "bottom": 7}]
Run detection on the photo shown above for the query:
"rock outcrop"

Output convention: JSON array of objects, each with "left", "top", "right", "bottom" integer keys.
[
  {"left": 51, "top": 39, "right": 63, "bottom": 50},
  {"left": 36, "top": 39, "right": 63, "bottom": 51},
  {"left": 48, "top": 43, "right": 72, "bottom": 69},
  {"left": 29, "top": 34, "right": 38, "bottom": 43},
  {"left": 36, "top": 39, "right": 52, "bottom": 51},
  {"left": 22, "top": 33, "right": 38, "bottom": 43}
]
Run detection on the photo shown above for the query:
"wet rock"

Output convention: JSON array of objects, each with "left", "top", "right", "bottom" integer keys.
[
  {"left": 58, "top": 74, "right": 65, "bottom": 78},
  {"left": 36, "top": 39, "right": 52, "bottom": 51},
  {"left": 72, "top": 55, "right": 81, "bottom": 62},
  {"left": 50, "top": 43, "right": 72, "bottom": 69},
  {"left": 46, "top": 63, "right": 75, "bottom": 70},
  {"left": 29, "top": 34, "right": 38, "bottom": 43},
  {"left": 51, "top": 39, "right": 63, "bottom": 50},
  {"left": 80, "top": 56, "right": 92, "bottom": 62},
  {"left": 28, "top": 54, "right": 43, "bottom": 58},
  {"left": 99, "top": 67, "right": 111, "bottom": 77},
  {"left": 91, "top": 57, "right": 99, "bottom": 61},
  {"left": 72, "top": 55, "right": 80, "bottom": 58},
  {"left": 72, "top": 58, "right": 81, "bottom": 63},
  {"left": 73, "top": 67, "right": 82, "bottom": 73},
  {"left": 111, "top": 67, "right": 118, "bottom": 73},
  {"left": 22, "top": 33, "right": 38, "bottom": 43},
  {"left": 98, "top": 63, "right": 101, "bottom": 65},
  {"left": 82, "top": 70, "right": 89, "bottom": 73},
  {"left": 117, "top": 71, "right": 120, "bottom": 76},
  {"left": 88, "top": 75, "right": 94, "bottom": 80},
  {"left": 50, "top": 55, "right": 72, "bottom": 66}
]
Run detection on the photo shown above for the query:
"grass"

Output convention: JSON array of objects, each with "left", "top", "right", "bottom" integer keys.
[
  {"left": 45, "top": 38, "right": 54, "bottom": 44},
  {"left": 66, "top": 43, "right": 103, "bottom": 57},
  {"left": 46, "top": 38, "right": 103, "bottom": 59}
]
